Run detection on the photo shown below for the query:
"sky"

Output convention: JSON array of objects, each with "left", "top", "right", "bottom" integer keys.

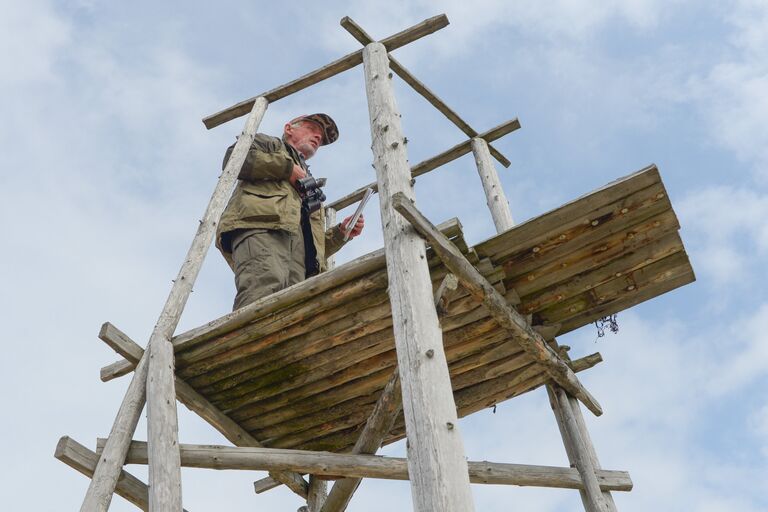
[{"left": 2, "top": 0, "right": 767, "bottom": 510}]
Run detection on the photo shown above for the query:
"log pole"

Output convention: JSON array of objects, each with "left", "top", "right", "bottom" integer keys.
[
  {"left": 363, "top": 41, "right": 475, "bottom": 512},
  {"left": 471, "top": 137, "right": 515, "bottom": 232}
]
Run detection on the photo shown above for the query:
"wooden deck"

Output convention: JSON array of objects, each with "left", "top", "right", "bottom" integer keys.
[{"left": 155, "top": 164, "right": 692, "bottom": 453}]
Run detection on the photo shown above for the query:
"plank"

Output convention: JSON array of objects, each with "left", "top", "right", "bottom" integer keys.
[
  {"left": 101, "top": 221, "right": 466, "bottom": 383},
  {"left": 474, "top": 165, "right": 661, "bottom": 258},
  {"left": 340, "top": 16, "right": 511, "bottom": 168},
  {"left": 202, "top": 15, "right": 449, "bottom": 129},
  {"left": 97, "top": 440, "right": 632, "bottom": 492},
  {"left": 391, "top": 191, "right": 602, "bottom": 416}
]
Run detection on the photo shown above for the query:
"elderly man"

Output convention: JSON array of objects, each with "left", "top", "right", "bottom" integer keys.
[{"left": 216, "top": 113, "right": 365, "bottom": 310}]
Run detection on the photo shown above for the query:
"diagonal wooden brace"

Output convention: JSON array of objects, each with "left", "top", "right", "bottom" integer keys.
[
  {"left": 202, "top": 14, "right": 450, "bottom": 129},
  {"left": 339, "top": 16, "right": 511, "bottom": 168},
  {"left": 391, "top": 192, "right": 603, "bottom": 416},
  {"left": 98, "top": 322, "right": 310, "bottom": 499}
]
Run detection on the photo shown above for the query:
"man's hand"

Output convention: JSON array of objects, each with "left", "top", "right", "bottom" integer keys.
[
  {"left": 341, "top": 214, "right": 365, "bottom": 239},
  {"left": 288, "top": 163, "right": 307, "bottom": 187}
]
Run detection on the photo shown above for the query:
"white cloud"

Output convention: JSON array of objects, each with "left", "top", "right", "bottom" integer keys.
[
  {"left": 0, "top": 0, "right": 70, "bottom": 87},
  {"left": 749, "top": 402, "right": 768, "bottom": 456},
  {"left": 677, "top": 185, "right": 768, "bottom": 285},
  {"left": 686, "top": 0, "right": 768, "bottom": 181}
]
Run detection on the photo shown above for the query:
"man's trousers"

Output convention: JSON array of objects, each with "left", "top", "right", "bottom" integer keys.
[{"left": 230, "top": 228, "right": 305, "bottom": 310}]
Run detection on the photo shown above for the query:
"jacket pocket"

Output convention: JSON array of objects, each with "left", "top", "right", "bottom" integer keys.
[{"left": 239, "top": 189, "right": 287, "bottom": 223}]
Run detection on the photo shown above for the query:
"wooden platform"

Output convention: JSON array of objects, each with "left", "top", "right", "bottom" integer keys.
[{"left": 160, "top": 164, "right": 693, "bottom": 454}]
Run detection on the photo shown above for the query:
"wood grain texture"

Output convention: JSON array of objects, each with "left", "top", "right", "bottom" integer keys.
[
  {"left": 391, "top": 191, "right": 603, "bottom": 416},
  {"left": 96, "top": 440, "right": 632, "bottom": 492},
  {"left": 363, "top": 41, "right": 475, "bottom": 512},
  {"left": 471, "top": 138, "right": 515, "bottom": 231},
  {"left": 55, "top": 436, "right": 192, "bottom": 512},
  {"left": 97, "top": 323, "right": 309, "bottom": 499},
  {"left": 202, "top": 15, "right": 449, "bottom": 129}
]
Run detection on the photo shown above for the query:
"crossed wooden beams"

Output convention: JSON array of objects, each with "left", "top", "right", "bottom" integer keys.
[{"left": 53, "top": 14, "right": 618, "bottom": 512}]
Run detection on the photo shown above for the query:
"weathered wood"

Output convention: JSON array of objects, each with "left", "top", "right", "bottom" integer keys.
[
  {"left": 79, "top": 355, "right": 149, "bottom": 512},
  {"left": 474, "top": 165, "right": 662, "bottom": 258},
  {"left": 55, "top": 436, "right": 190, "bottom": 512},
  {"left": 326, "top": 118, "right": 521, "bottom": 212},
  {"left": 501, "top": 184, "right": 675, "bottom": 295},
  {"left": 202, "top": 15, "right": 449, "bottom": 129},
  {"left": 471, "top": 138, "right": 515, "bottom": 232},
  {"left": 97, "top": 323, "right": 310, "bottom": 498},
  {"left": 568, "top": 393, "right": 619, "bottom": 511},
  {"left": 308, "top": 476, "right": 328, "bottom": 512},
  {"left": 551, "top": 386, "right": 608, "bottom": 511},
  {"left": 517, "top": 230, "right": 683, "bottom": 315},
  {"left": 144, "top": 97, "right": 269, "bottom": 512},
  {"left": 364, "top": 41, "right": 475, "bottom": 511},
  {"left": 340, "top": 16, "right": 511, "bottom": 168},
  {"left": 320, "top": 371, "right": 402, "bottom": 512},
  {"left": 558, "top": 270, "right": 694, "bottom": 334},
  {"left": 537, "top": 251, "right": 692, "bottom": 326},
  {"left": 100, "top": 440, "right": 632, "bottom": 492},
  {"left": 392, "top": 192, "right": 602, "bottom": 416},
  {"left": 207, "top": 286, "right": 502, "bottom": 415},
  {"left": 101, "top": 221, "right": 466, "bottom": 382},
  {"left": 382, "top": 353, "right": 604, "bottom": 448},
  {"left": 325, "top": 207, "right": 338, "bottom": 270}
]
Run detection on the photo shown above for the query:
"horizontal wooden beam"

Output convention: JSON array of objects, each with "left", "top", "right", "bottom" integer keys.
[
  {"left": 98, "top": 440, "right": 632, "bottom": 492},
  {"left": 391, "top": 192, "right": 603, "bottom": 416},
  {"left": 97, "top": 323, "right": 310, "bottom": 499},
  {"left": 252, "top": 350, "right": 603, "bottom": 494},
  {"left": 340, "top": 16, "right": 511, "bottom": 168},
  {"left": 202, "top": 15, "right": 449, "bottom": 129},
  {"left": 326, "top": 118, "right": 521, "bottom": 212},
  {"left": 54, "top": 436, "right": 191, "bottom": 512}
]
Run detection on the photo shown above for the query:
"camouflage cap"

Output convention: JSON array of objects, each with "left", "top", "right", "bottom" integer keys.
[{"left": 289, "top": 113, "right": 339, "bottom": 145}]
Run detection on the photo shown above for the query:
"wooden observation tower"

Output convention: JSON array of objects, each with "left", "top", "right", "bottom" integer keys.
[{"left": 56, "top": 14, "right": 695, "bottom": 512}]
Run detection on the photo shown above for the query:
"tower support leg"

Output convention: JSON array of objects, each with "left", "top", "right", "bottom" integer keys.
[{"left": 362, "top": 41, "right": 475, "bottom": 512}]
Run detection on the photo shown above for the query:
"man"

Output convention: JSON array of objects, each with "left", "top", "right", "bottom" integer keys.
[{"left": 216, "top": 113, "right": 365, "bottom": 310}]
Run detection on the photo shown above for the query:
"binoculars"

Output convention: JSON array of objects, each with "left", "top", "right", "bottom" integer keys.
[{"left": 296, "top": 175, "right": 327, "bottom": 214}]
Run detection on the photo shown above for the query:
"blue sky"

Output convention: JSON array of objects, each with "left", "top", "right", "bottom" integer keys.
[{"left": 2, "top": 1, "right": 767, "bottom": 510}]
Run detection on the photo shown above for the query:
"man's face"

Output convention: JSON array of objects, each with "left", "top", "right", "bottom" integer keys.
[{"left": 284, "top": 120, "right": 324, "bottom": 159}]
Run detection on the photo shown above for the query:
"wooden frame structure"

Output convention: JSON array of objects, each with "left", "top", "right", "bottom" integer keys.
[{"left": 56, "top": 14, "right": 694, "bottom": 512}]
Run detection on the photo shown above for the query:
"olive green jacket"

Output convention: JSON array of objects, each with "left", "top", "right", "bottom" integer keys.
[{"left": 216, "top": 134, "right": 347, "bottom": 272}]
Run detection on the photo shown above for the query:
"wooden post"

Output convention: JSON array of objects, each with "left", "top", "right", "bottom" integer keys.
[
  {"left": 569, "top": 394, "right": 619, "bottom": 511},
  {"left": 78, "top": 99, "right": 276, "bottom": 510},
  {"left": 469, "top": 131, "right": 617, "bottom": 510},
  {"left": 307, "top": 476, "right": 328, "bottom": 512},
  {"left": 141, "top": 97, "right": 270, "bottom": 510},
  {"left": 471, "top": 138, "right": 514, "bottom": 232},
  {"left": 325, "top": 206, "right": 337, "bottom": 270},
  {"left": 79, "top": 355, "right": 150, "bottom": 511},
  {"left": 550, "top": 386, "right": 608, "bottom": 512},
  {"left": 98, "top": 322, "right": 309, "bottom": 498},
  {"left": 362, "top": 41, "right": 475, "bottom": 512}
]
